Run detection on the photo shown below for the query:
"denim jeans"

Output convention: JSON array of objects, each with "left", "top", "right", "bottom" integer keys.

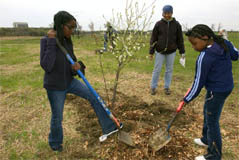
[
  {"left": 151, "top": 51, "right": 176, "bottom": 89},
  {"left": 201, "top": 90, "right": 231, "bottom": 159},
  {"left": 103, "top": 41, "right": 107, "bottom": 51},
  {"left": 46, "top": 78, "right": 116, "bottom": 147}
]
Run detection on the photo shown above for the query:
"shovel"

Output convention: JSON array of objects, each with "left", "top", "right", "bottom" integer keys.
[
  {"left": 149, "top": 88, "right": 191, "bottom": 151},
  {"left": 56, "top": 39, "right": 134, "bottom": 147}
]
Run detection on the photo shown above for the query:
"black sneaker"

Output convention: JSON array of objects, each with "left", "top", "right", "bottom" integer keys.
[
  {"left": 164, "top": 88, "right": 171, "bottom": 95},
  {"left": 151, "top": 88, "right": 156, "bottom": 95},
  {"left": 99, "top": 123, "right": 123, "bottom": 142},
  {"left": 50, "top": 145, "right": 63, "bottom": 152}
]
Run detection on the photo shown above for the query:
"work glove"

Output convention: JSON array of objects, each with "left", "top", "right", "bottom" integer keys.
[
  {"left": 179, "top": 53, "right": 185, "bottom": 67},
  {"left": 78, "top": 60, "right": 86, "bottom": 77},
  {"left": 71, "top": 60, "right": 86, "bottom": 78}
]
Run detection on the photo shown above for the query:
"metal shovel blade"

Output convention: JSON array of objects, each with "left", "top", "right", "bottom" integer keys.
[
  {"left": 118, "top": 131, "right": 135, "bottom": 147},
  {"left": 149, "top": 128, "right": 171, "bottom": 151}
]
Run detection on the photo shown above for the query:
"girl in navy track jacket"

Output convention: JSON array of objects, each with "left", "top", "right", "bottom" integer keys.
[{"left": 181, "top": 24, "right": 238, "bottom": 160}]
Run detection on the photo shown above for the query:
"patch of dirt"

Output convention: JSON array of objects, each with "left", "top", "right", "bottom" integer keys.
[
  {"left": 1, "top": 70, "right": 237, "bottom": 159},
  {"left": 65, "top": 89, "right": 201, "bottom": 159},
  {"left": 63, "top": 72, "right": 239, "bottom": 159}
]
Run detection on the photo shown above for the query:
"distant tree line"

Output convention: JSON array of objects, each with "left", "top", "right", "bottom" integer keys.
[
  {"left": 0, "top": 27, "right": 237, "bottom": 37},
  {"left": 0, "top": 27, "right": 104, "bottom": 37},
  {"left": 0, "top": 27, "right": 51, "bottom": 36}
]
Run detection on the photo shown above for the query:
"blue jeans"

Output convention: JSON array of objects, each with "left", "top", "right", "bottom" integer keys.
[
  {"left": 103, "top": 41, "right": 107, "bottom": 51},
  {"left": 46, "top": 78, "right": 116, "bottom": 147},
  {"left": 201, "top": 90, "right": 231, "bottom": 159},
  {"left": 151, "top": 51, "right": 176, "bottom": 89}
]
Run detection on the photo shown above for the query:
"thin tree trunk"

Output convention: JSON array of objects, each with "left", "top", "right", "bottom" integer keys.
[
  {"left": 111, "top": 63, "right": 122, "bottom": 108},
  {"left": 99, "top": 53, "right": 110, "bottom": 104}
]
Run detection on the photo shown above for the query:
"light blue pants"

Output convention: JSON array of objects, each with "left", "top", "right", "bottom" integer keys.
[{"left": 151, "top": 51, "right": 176, "bottom": 89}]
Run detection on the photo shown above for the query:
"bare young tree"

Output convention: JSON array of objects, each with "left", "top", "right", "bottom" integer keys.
[{"left": 103, "top": 0, "right": 156, "bottom": 108}]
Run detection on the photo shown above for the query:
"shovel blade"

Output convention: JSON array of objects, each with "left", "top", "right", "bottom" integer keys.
[
  {"left": 118, "top": 131, "right": 135, "bottom": 147},
  {"left": 149, "top": 128, "right": 171, "bottom": 151}
]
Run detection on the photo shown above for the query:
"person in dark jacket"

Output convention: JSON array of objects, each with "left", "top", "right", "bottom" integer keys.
[
  {"left": 180, "top": 24, "right": 238, "bottom": 160},
  {"left": 149, "top": 5, "right": 185, "bottom": 95},
  {"left": 40, "top": 11, "right": 121, "bottom": 152}
]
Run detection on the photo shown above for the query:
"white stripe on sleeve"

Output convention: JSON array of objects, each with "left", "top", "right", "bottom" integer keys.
[{"left": 186, "top": 51, "right": 205, "bottom": 101}]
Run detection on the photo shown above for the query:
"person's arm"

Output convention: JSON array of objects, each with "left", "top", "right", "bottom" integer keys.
[
  {"left": 40, "top": 30, "right": 57, "bottom": 73},
  {"left": 184, "top": 52, "right": 212, "bottom": 103},
  {"left": 226, "top": 40, "right": 239, "bottom": 61},
  {"left": 149, "top": 22, "right": 159, "bottom": 55}
]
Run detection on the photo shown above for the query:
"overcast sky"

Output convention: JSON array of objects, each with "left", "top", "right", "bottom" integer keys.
[{"left": 0, "top": 0, "right": 238, "bottom": 31}]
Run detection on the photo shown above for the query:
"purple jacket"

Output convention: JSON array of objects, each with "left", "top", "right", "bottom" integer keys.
[{"left": 40, "top": 36, "right": 77, "bottom": 90}]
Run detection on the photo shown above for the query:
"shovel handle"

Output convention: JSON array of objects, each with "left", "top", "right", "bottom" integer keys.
[
  {"left": 167, "top": 88, "right": 191, "bottom": 131},
  {"left": 176, "top": 88, "right": 191, "bottom": 112},
  {"left": 55, "top": 39, "right": 122, "bottom": 128},
  {"left": 112, "top": 115, "right": 121, "bottom": 127},
  {"left": 176, "top": 101, "right": 184, "bottom": 112}
]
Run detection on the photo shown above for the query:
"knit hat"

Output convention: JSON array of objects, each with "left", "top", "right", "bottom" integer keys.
[{"left": 162, "top": 5, "right": 173, "bottom": 13}]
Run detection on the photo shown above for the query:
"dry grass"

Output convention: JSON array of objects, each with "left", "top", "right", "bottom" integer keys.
[
  {"left": 1, "top": 70, "right": 238, "bottom": 160},
  {"left": 0, "top": 36, "right": 238, "bottom": 159},
  {"left": 0, "top": 62, "right": 39, "bottom": 76}
]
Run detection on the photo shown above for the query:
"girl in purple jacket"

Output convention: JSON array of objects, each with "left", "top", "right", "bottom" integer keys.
[{"left": 40, "top": 11, "right": 121, "bottom": 152}]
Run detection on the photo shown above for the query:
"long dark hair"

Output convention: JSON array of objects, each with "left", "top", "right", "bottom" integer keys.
[
  {"left": 185, "top": 24, "right": 228, "bottom": 52},
  {"left": 53, "top": 11, "right": 76, "bottom": 45}
]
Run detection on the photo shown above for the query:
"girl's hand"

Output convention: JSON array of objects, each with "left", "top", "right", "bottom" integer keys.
[
  {"left": 48, "top": 29, "right": 56, "bottom": 38},
  {"left": 72, "top": 62, "right": 81, "bottom": 71}
]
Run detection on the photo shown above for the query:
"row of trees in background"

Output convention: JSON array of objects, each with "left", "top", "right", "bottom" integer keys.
[
  {"left": 1, "top": 26, "right": 237, "bottom": 37},
  {"left": 0, "top": 26, "right": 114, "bottom": 37},
  {"left": 0, "top": 28, "right": 51, "bottom": 36},
  {"left": 0, "top": 22, "right": 84, "bottom": 37},
  {"left": 0, "top": 27, "right": 104, "bottom": 37},
  {"left": 182, "top": 23, "right": 235, "bottom": 32}
]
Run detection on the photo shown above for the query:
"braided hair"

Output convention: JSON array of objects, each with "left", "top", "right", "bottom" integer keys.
[
  {"left": 185, "top": 24, "right": 228, "bottom": 52},
  {"left": 53, "top": 11, "right": 76, "bottom": 45}
]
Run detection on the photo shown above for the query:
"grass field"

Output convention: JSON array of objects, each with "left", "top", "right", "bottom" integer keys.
[{"left": 0, "top": 33, "right": 238, "bottom": 160}]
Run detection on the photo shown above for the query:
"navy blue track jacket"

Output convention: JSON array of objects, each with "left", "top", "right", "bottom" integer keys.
[{"left": 184, "top": 40, "right": 239, "bottom": 103}]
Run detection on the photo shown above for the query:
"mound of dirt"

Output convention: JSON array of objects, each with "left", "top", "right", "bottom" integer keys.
[{"left": 65, "top": 90, "right": 201, "bottom": 160}]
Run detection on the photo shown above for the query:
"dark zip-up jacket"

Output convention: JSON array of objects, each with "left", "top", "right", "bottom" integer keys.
[
  {"left": 40, "top": 36, "right": 77, "bottom": 90},
  {"left": 184, "top": 40, "right": 239, "bottom": 103},
  {"left": 149, "top": 18, "right": 185, "bottom": 55}
]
